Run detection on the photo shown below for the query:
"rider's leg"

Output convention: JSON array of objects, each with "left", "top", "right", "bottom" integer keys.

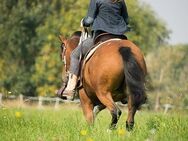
[
  {"left": 63, "top": 44, "right": 82, "bottom": 100},
  {"left": 81, "top": 37, "right": 94, "bottom": 56},
  {"left": 63, "top": 37, "right": 94, "bottom": 100}
]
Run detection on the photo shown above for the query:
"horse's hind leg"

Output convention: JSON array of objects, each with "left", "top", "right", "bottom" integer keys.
[
  {"left": 97, "top": 91, "right": 121, "bottom": 129},
  {"left": 126, "top": 95, "right": 137, "bottom": 131},
  {"left": 126, "top": 92, "right": 146, "bottom": 131},
  {"left": 79, "top": 88, "right": 94, "bottom": 125}
]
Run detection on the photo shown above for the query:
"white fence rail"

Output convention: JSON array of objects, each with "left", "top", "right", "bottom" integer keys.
[
  {"left": 0, "top": 94, "right": 80, "bottom": 110},
  {"left": 0, "top": 93, "right": 187, "bottom": 113}
]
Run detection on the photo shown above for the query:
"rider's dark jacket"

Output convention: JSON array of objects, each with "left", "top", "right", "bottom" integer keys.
[{"left": 83, "top": 0, "right": 129, "bottom": 35}]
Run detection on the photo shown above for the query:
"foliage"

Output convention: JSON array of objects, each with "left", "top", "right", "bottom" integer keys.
[
  {"left": 31, "top": 44, "right": 62, "bottom": 96},
  {"left": 0, "top": 0, "right": 173, "bottom": 97},
  {"left": 146, "top": 45, "right": 188, "bottom": 108},
  {"left": 0, "top": 0, "right": 52, "bottom": 95},
  {"left": 0, "top": 107, "right": 188, "bottom": 141},
  {"left": 31, "top": 0, "right": 88, "bottom": 96},
  {"left": 126, "top": 0, "right": 170, "bottom": 53}
]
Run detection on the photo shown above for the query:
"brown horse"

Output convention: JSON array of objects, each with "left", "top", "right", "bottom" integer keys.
[{"left": 59, "top": 31, "right": 147, "bottom": 130}]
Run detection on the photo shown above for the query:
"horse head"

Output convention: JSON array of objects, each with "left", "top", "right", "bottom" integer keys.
[{"left": 59, "top": 31, "right": 81, "bottom": 72}]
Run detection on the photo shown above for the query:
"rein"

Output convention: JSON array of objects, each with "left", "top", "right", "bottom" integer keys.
[{"left": 61, "top": 42, "right": 67, "bottom": 71}]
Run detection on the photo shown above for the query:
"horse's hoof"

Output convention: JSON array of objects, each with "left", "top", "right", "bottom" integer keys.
[
  {"left": 121, "top": 98, "right": 127, "bottom": 104},
  {"left": 126, "top": 121, "right": 134, "bottom": 131}
]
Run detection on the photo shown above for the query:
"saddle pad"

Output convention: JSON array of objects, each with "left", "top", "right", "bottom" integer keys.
[{"left": 84, "top": 38, "right": 122, "bottom": 63}]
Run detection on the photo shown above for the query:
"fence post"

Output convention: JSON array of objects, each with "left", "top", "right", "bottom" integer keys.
[
  {"left": 163, "top": 104, "right": 173, "bottom": 114},
  {"left": 54, "top": 97, "right": 60, "bottom": 110},
  {"left": 0, "top": 93, "right": 2, "bottom": 107},
  {"left": 19, "top": 94, "right": 24, "bottom": 107},
  {"left": 38, "top": 96, "right": 43, "bottom": 109}
]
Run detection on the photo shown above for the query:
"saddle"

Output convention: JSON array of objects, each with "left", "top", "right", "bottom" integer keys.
[
  {"left": 94, "top": 33, "right": 127, "bottom": 45},
  {"left": 76, "top": 33, "right": 127, "bottom": 89},
  {"left": 85, "top": 33, "right": 127, "bottom": 60}
]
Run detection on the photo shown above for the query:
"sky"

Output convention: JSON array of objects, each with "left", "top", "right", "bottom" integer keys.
[{"left": 141, "top": 0, "right": 188, "bottom": 44}]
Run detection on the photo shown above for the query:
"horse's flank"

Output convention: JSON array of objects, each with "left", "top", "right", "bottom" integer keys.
[{"left": 82, "top": 39, "right": 146, "bottom": 104}]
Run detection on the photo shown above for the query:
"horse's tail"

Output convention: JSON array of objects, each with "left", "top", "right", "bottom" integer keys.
[{"left": 119, "top": 47, "right": 146, "bottom": 108}]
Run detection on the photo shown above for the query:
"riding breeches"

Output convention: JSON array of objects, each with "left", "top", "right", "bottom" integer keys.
[{"left": 69, "top": 37, "right": 94, "bottom": 76}]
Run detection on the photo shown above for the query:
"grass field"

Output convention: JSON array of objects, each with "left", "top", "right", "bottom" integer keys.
[{"left": 0, "top": 105, "right": 188, "bottom": 141}]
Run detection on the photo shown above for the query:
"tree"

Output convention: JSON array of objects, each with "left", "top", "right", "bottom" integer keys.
[
  {"left": 0, "top": 0, "right": 170, "bottom": 96},
  {"left": 31, "top": 0, "right": 88, "bottom": 96},
  {"left": 126, "top": 0, "right": 170, "bottom": 53},
  {"left": 146, "top": 45, "right": 188, "bottom": 108},
  {"left": 0, "top": 0, "right": 51, "bottom": 95}
]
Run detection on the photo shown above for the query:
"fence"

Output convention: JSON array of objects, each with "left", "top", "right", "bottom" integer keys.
[
  {"left": 0, "top": 93, "right": 187, "bottom": 113},
  {"left": 0, "top": 93, "right": 80, "bottom": 110}
]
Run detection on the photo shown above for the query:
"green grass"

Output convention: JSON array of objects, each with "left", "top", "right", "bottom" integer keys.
[{"left": 0, "top": 106, "right": 188, "bottom": 141}]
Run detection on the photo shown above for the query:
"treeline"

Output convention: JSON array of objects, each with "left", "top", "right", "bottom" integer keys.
[
  {"left": 146, "top": 45, "right": 188, "bottom": 109},
  {"left": 0, "top": 0, "right": 172, "bottom": 96}
]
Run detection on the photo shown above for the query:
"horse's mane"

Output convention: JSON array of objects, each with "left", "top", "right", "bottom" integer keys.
[{"left": 71, "top": 31, "right": 81, "bottom": 37}]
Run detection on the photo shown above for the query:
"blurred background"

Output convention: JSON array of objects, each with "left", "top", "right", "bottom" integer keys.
[{"left": 0, "top": 0, "right": 187, "bottom": 111}]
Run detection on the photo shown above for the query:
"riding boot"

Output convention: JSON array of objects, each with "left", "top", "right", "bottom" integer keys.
[
  {"left": 56, "top": 72, "right": 69, "bottom": 97},
  {"left": 63, "top": 73, "right": 78, "bottom": 100}
]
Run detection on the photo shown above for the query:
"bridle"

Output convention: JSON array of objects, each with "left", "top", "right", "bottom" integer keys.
[
  {"left": 60, "top": 42, "right": 68, "bottom": 72},
  {"left": 60, "top": 35, "right": 81, "bottom": 72}
]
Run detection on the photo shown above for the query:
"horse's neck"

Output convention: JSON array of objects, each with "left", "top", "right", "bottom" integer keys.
[{"left": 69, "top": 36, "right": 80, "bottom": 50}]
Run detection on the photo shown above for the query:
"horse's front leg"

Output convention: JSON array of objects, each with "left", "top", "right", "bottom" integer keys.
[
  {"left": 126, "top": 95, "right": 137, "bottom": 131},
  {"left": 79, "top": 88, "right": 94, "bottom": 125}
]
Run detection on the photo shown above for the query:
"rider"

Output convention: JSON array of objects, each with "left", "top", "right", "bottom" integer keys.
[{"left": 62, "top": 0, "right": 129, "bottom": 100}]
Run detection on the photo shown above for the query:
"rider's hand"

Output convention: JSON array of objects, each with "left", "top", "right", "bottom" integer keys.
[{"left": 80, "top": 18, "right": 84, "bottom": 28}]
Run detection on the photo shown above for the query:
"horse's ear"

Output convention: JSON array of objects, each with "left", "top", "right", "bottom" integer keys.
[{"left": 58, "top": 35, "right": 66, "bottom": 42}]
